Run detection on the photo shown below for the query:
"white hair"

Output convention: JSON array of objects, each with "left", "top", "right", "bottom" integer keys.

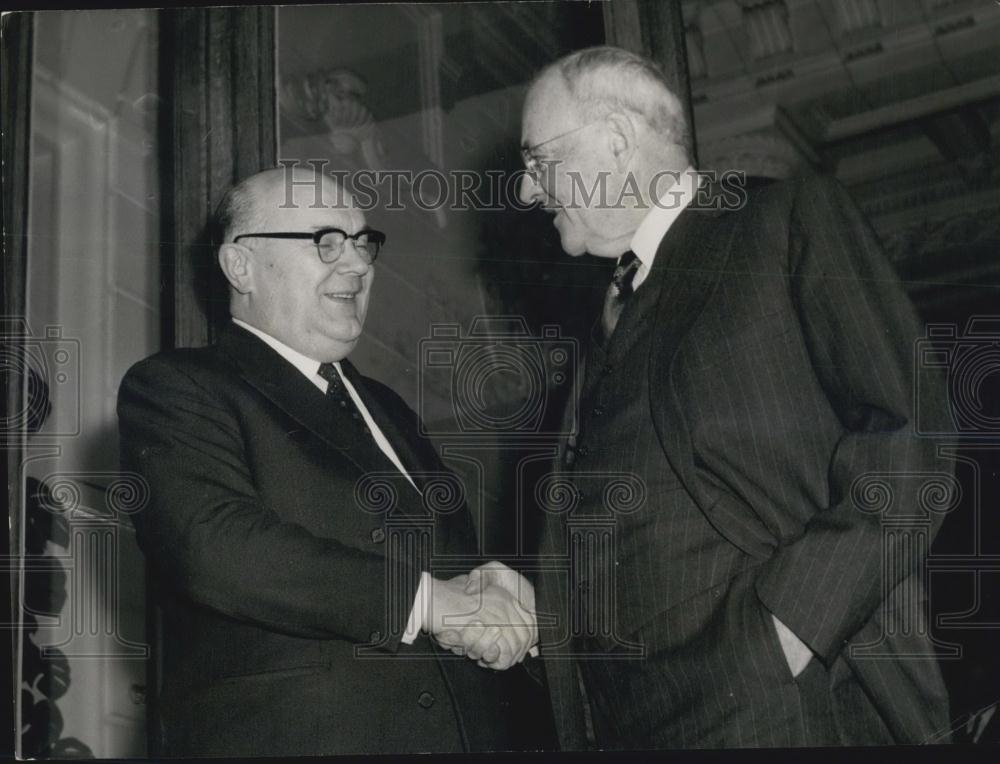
[{"left": 539, "top": 46, "right": 690, "bottom": 150}]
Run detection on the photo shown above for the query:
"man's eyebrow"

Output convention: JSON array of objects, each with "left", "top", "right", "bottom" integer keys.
[{"left": 314, "top": 225, "right": 376, "bottom": 234}]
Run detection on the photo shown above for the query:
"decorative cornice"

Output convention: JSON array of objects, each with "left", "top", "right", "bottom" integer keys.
[
  {"left": 857, "top": 165, "right": 1000, "bottom": 222},
  {"left": 738, "top": 0, "right": 793, "bottom": 61},
  {"left": 879, "top": 206, "right": 1000, "bottom": 264},
  {"left": 830, "top": 0, "right": 883, "bottom": 37},
  {"left": 700, "top": 128, "right": 806, "bottom": 178}
]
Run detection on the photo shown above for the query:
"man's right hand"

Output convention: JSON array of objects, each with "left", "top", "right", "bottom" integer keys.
[
  {"left": 464, "top": 561, "right": 538, "bottom": 659},
  {"left": 426, "top": 574, "right": 534, "bottom": 671}
]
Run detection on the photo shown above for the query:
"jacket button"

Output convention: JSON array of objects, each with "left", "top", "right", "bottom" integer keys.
[
  {"left": 577, "top": 445, "right": 590, "bottom": 458},
  {"left": 592, "top": 405, "right": 605, "bottom": 416},
  {"left": 370, "top": 527, "right": 386, "bottom": 543},
  {"left": 369, "top": 630, "right": 383, "bottom": 643},
  {"left": 417, "top": 691, "right": 435, "bottom": 709}
]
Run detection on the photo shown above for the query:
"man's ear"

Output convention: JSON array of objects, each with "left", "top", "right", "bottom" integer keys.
[
  {"left": 604, "top": 111, "right": 637, "bottom": 173},
  {"left": 218, "top": 243, "right": 253, "bottom": 294}
]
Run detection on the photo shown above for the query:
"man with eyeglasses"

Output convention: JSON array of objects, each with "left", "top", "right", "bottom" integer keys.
[
  {"left": 117, "top": 167, "right": 549, "bottom": 756},
  {"left": 516, "top": 46, "right": 952, "bottom": 749}
]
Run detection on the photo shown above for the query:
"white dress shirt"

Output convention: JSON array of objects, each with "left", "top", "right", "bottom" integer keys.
[
  {"left": 626, "top": 165, "right": 701, "bottom": 290},
  {"left": 232, "top": 318, "right": 429, "bottom": 642}
]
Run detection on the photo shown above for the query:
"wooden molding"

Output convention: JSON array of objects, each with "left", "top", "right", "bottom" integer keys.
[
  {"left": 2, "top": 11, "right": 34, "bottom": 759},
  {"left": 162, "top": 7, "right": 276, "bottom": 349}
]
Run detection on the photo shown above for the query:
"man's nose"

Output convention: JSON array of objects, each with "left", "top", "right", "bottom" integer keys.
[
  {"left": 518, "top": 172, "right": 544, "bottom": 206},
  {"left": 335, "top": 240, "right": 371, "bottom": 274}
]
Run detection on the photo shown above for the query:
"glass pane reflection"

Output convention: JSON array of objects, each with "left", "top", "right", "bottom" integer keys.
[{"left": 277, "top": 1, "right": 605, "bottom": 552}]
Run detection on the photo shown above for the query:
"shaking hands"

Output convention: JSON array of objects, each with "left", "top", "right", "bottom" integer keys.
[{"left": 426, "top": 561, "right": 538, "bottom": 671}]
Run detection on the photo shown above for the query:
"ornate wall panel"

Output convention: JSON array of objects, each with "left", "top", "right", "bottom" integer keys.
[{"left": 681, "top": 0, "right": 1000, "bottom": 317}]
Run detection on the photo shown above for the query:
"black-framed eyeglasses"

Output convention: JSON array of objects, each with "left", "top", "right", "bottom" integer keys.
[
  {"left": 232, "top": 227, "right": 386, "bottom": 264},
  {"left": 520, "top": 118, "right": 603, "bottom": 183}
]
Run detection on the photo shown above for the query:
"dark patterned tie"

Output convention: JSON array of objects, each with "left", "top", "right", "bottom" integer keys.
[
  {"left": 317, "top": 362, "right": 370, "bottom": 435},
  {"left": 564, "top": 251, "right": 641, "bottom": 469},
  {"left": 599, "top": 250, "right": 641, "bottom": 342}
]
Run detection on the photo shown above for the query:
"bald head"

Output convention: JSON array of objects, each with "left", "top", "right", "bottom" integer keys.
[{"left": 216, "top": 166, "right": 350, "bottom": 246}]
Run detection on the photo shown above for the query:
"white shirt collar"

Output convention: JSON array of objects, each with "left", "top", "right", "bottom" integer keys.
[
  {"left": 231, "top": 318, "right": 421, "bottom": 494},
  {"left": 626, "top": 166, "right": 700, "bottom": 290},
  {"left": 232, "top": 317, "right": 337, "bottom": 392}
]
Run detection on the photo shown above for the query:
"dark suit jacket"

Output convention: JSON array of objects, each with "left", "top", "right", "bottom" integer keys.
[
  {"left": 539, "top": 175, "right": 952, "bottom": 746},
  {"left": 118, "top": 323, "right": 536, "bottom": 756}
]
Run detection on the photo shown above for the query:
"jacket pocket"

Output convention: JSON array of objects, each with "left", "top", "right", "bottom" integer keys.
[{"left": 216, "top": 661, "right": 328, "bottom": 683}]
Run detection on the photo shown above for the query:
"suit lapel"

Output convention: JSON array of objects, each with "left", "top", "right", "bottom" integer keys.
[
  {"left": 647, "top": 201, "right": 739, "bottom": 500},
  {"left": 646, "top": 204, "right": 732, "bottom": 385},
  {"left": 219, "top": 324, "right": 371, "bottom": 475},
  {"left": 340, "top": 359, "right": 436, "bottom": 493}
]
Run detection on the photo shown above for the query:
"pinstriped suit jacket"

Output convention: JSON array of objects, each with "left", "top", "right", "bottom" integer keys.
[{"left": 537, "top": 174, "right": 952, "bottom": 747}]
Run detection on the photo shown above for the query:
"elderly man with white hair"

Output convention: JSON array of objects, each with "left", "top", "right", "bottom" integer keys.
[{"left": 516, "top": 45, "right": 952, "bottom": 749}]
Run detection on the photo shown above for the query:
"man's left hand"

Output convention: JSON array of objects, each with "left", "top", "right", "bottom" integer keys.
[{"left": 772, "top": 614, "right": 813, "bottom": 678}]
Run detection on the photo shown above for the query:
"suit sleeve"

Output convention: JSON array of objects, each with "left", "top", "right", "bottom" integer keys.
[
  {"left": 118, "top": 356, "right": 422, "bottom": 650},
  {"left": 754, "top": 176, "right": 953, "bottom": 664}
]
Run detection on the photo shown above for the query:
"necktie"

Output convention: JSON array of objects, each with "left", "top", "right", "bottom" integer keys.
[
  {"left": 318, "top": 362, "right": 420, "bottom": 492},
  {"left": 565, "top": 251, "right": 640, "bottom": 468},
  {"left": 599, "top": 250, "right": 641, "bottom": 342},
  {"left": 317, "top": 362, "right": 370, "bottom": 434}
]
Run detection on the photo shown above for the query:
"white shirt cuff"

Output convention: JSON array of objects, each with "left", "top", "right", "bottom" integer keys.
[{"left": 401, "top": 571, "right": 432, "bottom": 644}]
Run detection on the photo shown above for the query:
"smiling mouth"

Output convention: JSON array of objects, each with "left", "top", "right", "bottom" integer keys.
[{"left": 324, "top": 291, "right": 358, "bottom": 302}]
